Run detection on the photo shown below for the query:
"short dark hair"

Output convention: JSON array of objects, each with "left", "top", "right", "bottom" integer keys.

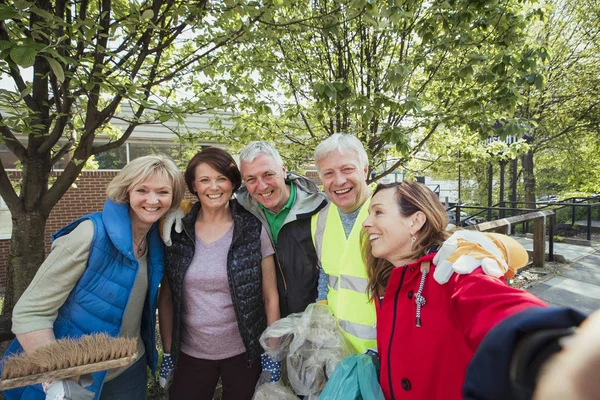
[{"left": 184, "top": 147, "right": 242, "bottom": 196}]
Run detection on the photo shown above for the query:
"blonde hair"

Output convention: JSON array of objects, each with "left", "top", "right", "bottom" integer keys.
[
  {"left": 362, "top": 181, "right": 449, "bottom": 300},
  {"left": 106, "top": 155, "right": 185, "bottom": 211}
]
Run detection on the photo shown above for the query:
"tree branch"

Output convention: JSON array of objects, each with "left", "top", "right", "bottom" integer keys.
[
  {"left": 0, "top": 161, "right": 20, "bottom": 212},
  {"left": 50, "top": 135, "right": 76, "bottom": 165},
  {"left": 369, "top": 121, "right": 440, "bottom": 182},
  {"left": 0, "top": 113, "right": 27, "bottom": 161}
]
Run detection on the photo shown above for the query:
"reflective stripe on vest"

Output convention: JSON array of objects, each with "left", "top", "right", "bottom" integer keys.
[
  {"left": 340, "top": 274, "right": 368, "bottom": 294},
  {"left": 328, "top": 274, "right": 339, "bottom": 290},
  {"left": 326, "top": 274, "right": 368, "bottom": 294},
  {"left": 313, "top": 203, "right": 329, "bottom": 261},
  {"left": 311, "top": 199, "right": 376, "bottom": 353},
  {"left": 339, "top": 319, "right": 377, "bottom": 341}
]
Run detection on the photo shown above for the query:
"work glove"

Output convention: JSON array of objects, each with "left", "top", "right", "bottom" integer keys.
[
  {"left": 260, "top": 353, "right": 282, "bottom": 383},
  {"left": 43, "top": 379, "right": 94, "bottom": 400},
  {"left": 433, "top": 231, "right": 528, "bottom": 285},
  {"left": 159, "top": 353, "right": 175, "bottom": 389},
  {"left": 159, "top": 200, "right": 193, "bottom": 246}
]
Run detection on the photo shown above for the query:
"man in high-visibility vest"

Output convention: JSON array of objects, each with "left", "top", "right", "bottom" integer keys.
[
  {"left": 311, "top": 133, "right": 377, "bottom": 353},
  {"left": 311, "top": 133, "right": 530, "bottom": 354}
]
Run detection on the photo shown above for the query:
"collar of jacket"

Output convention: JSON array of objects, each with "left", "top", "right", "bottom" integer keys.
[
  {"left": 101, "top": 199, "right": 160, "bottom": 262},
  {"left": 236, "top": 172, "right": 328, "bottom": 223},
  {"left": 401, "top": 252, "right": 437, "bottom": 274}
]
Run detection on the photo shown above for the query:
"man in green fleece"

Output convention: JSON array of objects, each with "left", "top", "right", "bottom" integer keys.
[{"left": 237, "top": 141, "right": 328, "bottom": 317}]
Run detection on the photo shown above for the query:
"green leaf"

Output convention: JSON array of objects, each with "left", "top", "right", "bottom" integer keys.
[
  {"left": 0, "top": 40, "right": 13, "bottom": 51},
  {"left": 324, "top": 84, "right": 336, "bottom": 101},
  {"left": 20, "top": 86, "right": 31, "bottom": 98},
  {"left": 0, "top": 4, "right": 20, "bottom": 19},
  {"left": 13, "top": 0, "right": 32, "bottom": 11},
  {"left": 30, "top": 6, "right": 54, "bottom": 20},
  {"left": 534, "top": 74, "right": 544, "bottom": 90},
  {"left": 459, "top": 65, "right": 474, "bottom": 78},
  {"left": 141, "top": 9, "right": 154, "bottom": 20},
  {"left": 10, "top": 45, "right": 36, "bottom": 68},
  {"left": 43, "top": 56, "right": 64, "bottom": 83}
]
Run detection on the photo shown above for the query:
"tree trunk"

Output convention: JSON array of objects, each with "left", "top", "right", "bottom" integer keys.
[
  {"left": 522, "top": 149, "right": 536, "bottom": 209},
  {"left": 3, "top": 211, "right": 48, "bottom": 315}
]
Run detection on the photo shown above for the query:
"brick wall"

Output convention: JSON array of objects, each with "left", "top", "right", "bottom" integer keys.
[
  {"left": 0, "top": 241, "right": 9, "bottom": 290},
  {"left": 305, "top": 170, "right": 321, "bottom": 186}
]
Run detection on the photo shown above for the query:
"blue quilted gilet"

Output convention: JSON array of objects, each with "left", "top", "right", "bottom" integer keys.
[{"left": 2, "top": 199, "right": 164, "bottom": 400}]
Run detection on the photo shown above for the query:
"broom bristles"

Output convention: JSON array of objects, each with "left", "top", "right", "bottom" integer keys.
[{"left": 2, "top": 333, "right": 137, "bottom": 379}]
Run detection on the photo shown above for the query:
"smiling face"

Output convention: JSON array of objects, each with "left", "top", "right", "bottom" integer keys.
[
  {"left": 362, "top": 187, "right": 416, "bottom": 266},
  {"left": 193, "top": 162, "right": 234, "bottom": 211},
  {"left": 241, "top": 153, "right": 290, "bottom": 213},
  {"left": 128, "top": 174, "right": 174, "bottom": 230},
  {"left": 317, "top": 149, "right": 370, "bottom": 214}
]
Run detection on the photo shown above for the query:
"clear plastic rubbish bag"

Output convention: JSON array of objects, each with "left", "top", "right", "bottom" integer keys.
[
  {"left": 259, "top": 303, "right": 351, "bottom": 396},
  {"left": 252, "top": 381, "right": 298, "bottom": 400},
  {"left": 318, "top": 354, "right": 385, "bottom": 400}
]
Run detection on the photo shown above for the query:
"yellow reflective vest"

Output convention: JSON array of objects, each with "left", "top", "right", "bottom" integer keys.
[{"left": 311, "top": 199, "right": 377, "bottom": 353}]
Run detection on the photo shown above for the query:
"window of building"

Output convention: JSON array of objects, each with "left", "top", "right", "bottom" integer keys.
[
  {"left": 93, "top": 141, "right": 183, "bottom": 169},
  {"left": 0, "top": 145, "right": 18, "bottom": 169},
  {"left": 129, "top": 142, "right": 182, "bottom": 161},
  {"left": 0, "top": 196, "right": 12, "bottom": 239},
  {"left": 94, "top": 145, "right": 128, "bottom": 170}
]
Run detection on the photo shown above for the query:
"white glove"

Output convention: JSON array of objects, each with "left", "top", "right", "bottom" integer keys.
[
  {"left": 433, "top": 230, "right": 507, "bottom": 285},
  {"left": 44, "top": 379, "right": 94, "bottom": 400},
  {"left": 160, "top": 208, "right": 185, "bottom": 246}
]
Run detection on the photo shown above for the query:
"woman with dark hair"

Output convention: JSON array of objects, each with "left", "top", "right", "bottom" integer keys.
[
  {"left": 361, "top": 181, "right": 584, "bottom": 400},
  {"left": 158, "top": 147, "right": 280, "bottom": 400}
]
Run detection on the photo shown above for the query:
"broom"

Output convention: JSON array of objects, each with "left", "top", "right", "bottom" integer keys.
[{"left": 0, "top": 333, "right": 138, "bottom": 391}]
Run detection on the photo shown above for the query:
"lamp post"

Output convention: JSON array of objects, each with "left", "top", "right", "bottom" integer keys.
[{"left": 457, "top": 151, "right": 461, "bottom": 206}]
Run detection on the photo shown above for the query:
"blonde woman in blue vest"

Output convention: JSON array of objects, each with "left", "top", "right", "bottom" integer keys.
[
  {"left": 311, "top": 133, "right": 533, "bottom": 355},
  {"left": 3, "top": 155, "right": 185, "bottom": 400}
]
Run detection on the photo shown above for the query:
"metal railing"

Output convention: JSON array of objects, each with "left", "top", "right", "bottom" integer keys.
[
  {"left": 448, "top": 196, "right": 599, "bottom": 242},
  {"left": 464, "top": 210, "right": 555, "bottom": 268}
]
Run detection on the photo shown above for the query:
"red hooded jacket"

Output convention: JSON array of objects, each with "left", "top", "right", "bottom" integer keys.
[{"left": 376, "top": 253, "right": 547, "bottom": 400}]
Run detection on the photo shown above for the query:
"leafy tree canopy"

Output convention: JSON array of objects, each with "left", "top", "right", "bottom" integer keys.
[{"left": 196, "top": 0, "right": 547, "bottom": 178}]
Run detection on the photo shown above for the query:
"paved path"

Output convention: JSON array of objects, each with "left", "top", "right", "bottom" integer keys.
[
  {"left": 514, "top": 236, "right": 596, "bottom": 263},
  {"left": 514, "top": 238, "right": 600, "bottom": 314}
]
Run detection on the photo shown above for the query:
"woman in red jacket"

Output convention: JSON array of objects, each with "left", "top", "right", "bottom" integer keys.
[{"left": 361, "top": 181, "right": 583, "bottom": 400}]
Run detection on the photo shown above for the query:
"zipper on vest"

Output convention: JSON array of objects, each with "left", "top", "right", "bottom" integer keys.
[
  {"left": 387, "top": 265, "right": 408, "bottom": 400},
  {"left": 271, "top": 236, "right": 287, "bottom": 292},
  {"left": 182, "top": 221, "right": 194, "bottom": 243},
  {"left": 275, "top": 256, "right": 287, "bottom": 291}
]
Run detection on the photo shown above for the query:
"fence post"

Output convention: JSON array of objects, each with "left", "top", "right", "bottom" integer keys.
[
  {"left": 548, "top": 213, "right": 554, "bottom": 262},
  {"left": 588, "top": 204, "right": 592, "bottom": 241},
  {"left": 572, "top": 198, "right": 576, "bottom": 226},
  {"left": 533, "top": 217, "right": 546, "bottom": 268},
  {"left": 455, "top": 206, "right": 461, "bottom": 227}
]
